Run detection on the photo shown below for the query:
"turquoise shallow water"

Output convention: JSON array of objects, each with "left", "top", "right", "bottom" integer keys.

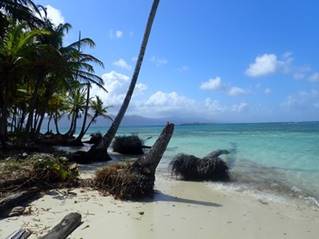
[{"left": 86, "top": 122, "right": 319, "bottom": 203}]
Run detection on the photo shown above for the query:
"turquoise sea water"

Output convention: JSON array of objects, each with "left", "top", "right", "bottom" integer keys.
[{"left": 87, "top": 122, "right": 319, "bottom": 204}]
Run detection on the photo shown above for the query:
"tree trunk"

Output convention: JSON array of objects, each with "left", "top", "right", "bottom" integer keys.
[
  {"left": 0, "top": 106, "right": 8, "bottom": 148},
  {"left": 0, "top": 188, "right": 40, "bottom": 218},
  {"left": 35, "top": 111, "right": 45, "bottom": 135},
  {"left": 25, "top": 74, "right": 43, "bottom": 134},
  {"left": 99, "top": 0, "right": 160, "bottom": 150},
  {"left": 40, "top": 212, "right": 82, "bottom": 239},
  {"left": 75, "top": 83, "right": 90, "bottom": 142},
  {"left": 54, "top": 114, "right": 60, "bottom": 135},
  {"left": 70, "top": 110, "right": 78, "bottom": 137},
  {"left": 46, "top": 114, "right": 52, "bottom": 133},
  {"left": 18, "top": 109, "right": 26, "bottom": 131},
  {"left": 94, "top": 123, "right": 174, "bottom": 199},
  {"left": 135, "top": 123, "right": 174, "bottom": 174}
]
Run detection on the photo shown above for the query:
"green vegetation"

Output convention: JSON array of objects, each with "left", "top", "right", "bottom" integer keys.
[
  {"left": 0, "top": 0, "right": 110, "bottom": 148},
  {"left": 0, "top": 153, "right": 79, "bottom": 193}
]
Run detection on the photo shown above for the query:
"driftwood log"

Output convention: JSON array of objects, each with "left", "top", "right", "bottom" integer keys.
[
  {"left": 40, "top": 212, "right": 82, "bottom": 239},
  {"left": 0, "top": 188, "right": 40, "bottom": 218},
  {"left": 5, "top": 229, "right": 31, "bottom": 239},
  {"left": 95, "top": 123, "right": 174, "bottom": 199}
]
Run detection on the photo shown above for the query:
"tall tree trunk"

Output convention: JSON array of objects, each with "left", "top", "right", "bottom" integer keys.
[
  {"left": 54, "top": 113, "right": 61, "bottom": 135},
  {"left": 46, "top": 114, "right": 52, "bottom": 133},
  {"left": 0, "top": 82, "right": 8, "bottom": 148},
  {"left": 35, "top": 111, "right": 45, "bottom": 135},
  {"left": 69, "top": 110, "right": 79, "bottom": 137},
  {"left": 25, "top": 74, "right": 43, "bottom": 134},
  {"left": 100, "top": 0, "right": 160, "bottom": 150},
  {"left": 82, "top": 114, "right": 97, "bottom": 136},
  {"left": 0, "top": 106, "right": 8, "bottom": 148},
  {"left": 75, "top": 83, "right": 90, "bottom": 142}
]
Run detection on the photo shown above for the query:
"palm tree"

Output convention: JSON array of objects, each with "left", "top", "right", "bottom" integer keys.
[
  {"left": 80, "top": 96, "right": 111, "bottom": 139},
  {"left": 88, "top": 0, "right": 160, "bottom": 160},
  {"left": 0, "top": 22, "right": 49, "bottom": 146},
  {"left": 0, "top": 0, "right": 43, "bottom": 38},
  {"left": 64, "top": 86, "right": 87, "bottom": 137}
]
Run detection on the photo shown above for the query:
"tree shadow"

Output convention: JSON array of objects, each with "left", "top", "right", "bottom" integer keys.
[{"left": 141, "top": 190, "right": 222, "bottom": 208}]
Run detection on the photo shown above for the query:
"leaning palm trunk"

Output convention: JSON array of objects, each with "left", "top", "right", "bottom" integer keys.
[
  {"left": 87, "top": 0, "right": 160, "bottom": 161},
  {"left": 95, "top": 123, "right": 174, "bottom": 199}
]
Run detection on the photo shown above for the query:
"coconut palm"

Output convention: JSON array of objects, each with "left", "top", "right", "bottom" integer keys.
[
  {"left": 79, "top": 96, "right": 111, "bottom": 140},
  {"left": 0, "top": 22, "right": 49, "bottom": 146},
  {"left": 0, "top": 0, "right": 43, "bottom": 38},
  {"left": 87, "top": 0, "right": 160, "bottom": 160}
]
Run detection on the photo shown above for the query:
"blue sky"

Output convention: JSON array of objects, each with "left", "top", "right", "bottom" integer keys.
[{"left": 38, "top": 0, "right": 319, "bottom": 122}]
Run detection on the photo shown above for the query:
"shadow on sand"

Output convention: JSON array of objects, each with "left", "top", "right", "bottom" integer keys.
[{"left": 141, "top": 190, "right": 222, "bottom": 208}]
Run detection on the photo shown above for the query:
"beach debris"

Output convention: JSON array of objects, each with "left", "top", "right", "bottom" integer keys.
[
  {"left": 40, "top": 212, "right": 82, "bottom": 239},
  {"left": 5, "top": 228, "right": 32, "bottom": 239},
  {"left": 0, "top": 188, "right": 40, "bottom": 218},
  {"left": 112, "top": 135, "right": 144, "bottom": 155},
  {"left": 170, "top": 150, "right": 230, "bottom": 181},
  {"left": 95, "top": 123, "right": 174, "bottom": 200},
  {"left": 8, "top": 206, "right": 25, "bottom": 217},
  {"left": 0, "top": 153, "right": 79, "bottom": 193},
  {"left": 139, "top": 211, "right": 144, "bottom": 215},
  {"left": 83, "top": 133, "right": 103, "bottom": 145}
]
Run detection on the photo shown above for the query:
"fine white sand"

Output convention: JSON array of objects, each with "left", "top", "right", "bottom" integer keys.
[{"left": 1, "top": 166, "right": 319, "bottom": 239}]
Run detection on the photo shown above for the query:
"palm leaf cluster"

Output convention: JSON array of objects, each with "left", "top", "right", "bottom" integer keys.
[{"left": 0, "top": 0, "right": 110, "bottom": 146}]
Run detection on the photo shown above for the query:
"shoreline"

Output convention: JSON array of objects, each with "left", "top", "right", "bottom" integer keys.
[{"left": 1, "top": 168, "right": 318, "bottom": 239}]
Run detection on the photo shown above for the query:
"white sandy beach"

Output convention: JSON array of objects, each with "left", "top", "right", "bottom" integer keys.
[{"left": 0, "top": 163, "right": 318, "bottom": 239}]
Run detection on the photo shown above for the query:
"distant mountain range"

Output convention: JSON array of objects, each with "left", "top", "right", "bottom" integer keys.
[{"left": 56, "top": 114, "right": 213, "bottom": 128}]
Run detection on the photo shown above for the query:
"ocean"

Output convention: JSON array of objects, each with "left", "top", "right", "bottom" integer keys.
[{"left": 86, "top": 121, "right": 319, "bottom": 205}]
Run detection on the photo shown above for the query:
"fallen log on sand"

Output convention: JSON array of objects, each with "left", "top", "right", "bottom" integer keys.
[
  {"left": 95, "top": 123, "right": 174, "bottom": 200},
  {"left": 40, "top": 212, "right": 82, "bottom": 239},
  {"left": 0, "top": 188, "right": 40, "bottom": 218},
  {"left": 170, "top": 150, "right": 230, "bottom": 181},
  {"left": 5, "top": 229, "right": 31, "bottom": 239}
]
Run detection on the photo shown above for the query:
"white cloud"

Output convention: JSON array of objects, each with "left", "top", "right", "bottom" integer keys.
[
  {"left": 309, "top": 72, "right": 319, "bottom": 82},
  {"left": 91, "top": 71, "right": 147, "bottom": 111},
  {"left": 232, "top": 102, "right": 249, "bottom": 112},
  {"left": 204, "top": 98, "right": 225, "bottom": 112},
  {"left": 246, "top": 54, "right": 278, "bottom": 77},
  {"left": 200, "top": 77, "right": 223, "bottom": 90},
  {"left": 150, "top": 56, "right": 168, "bottom": 67},
  {"left": 227, "top": 86, "right": 247, "bottom": 96},
  {"left": 264, "top": 88, "right": 272, "bottom": 95},
  {"left": 40, "top": 5, "right": 64, "bottom": 26},
  {"left": 145, "top": 91, "right": 193, "bottom": 107},
  {"left": 109, "top": 30, "right": 124, "bottom": 39},
  {"left": 200, "top": 77, "right": 247, "bottom": 97},
  {"left": 136, "top": 83, "right": 147, "bottom": 92},
  {"left": 245, "top": 52, "right": 319, "bottom": 82},
  {"left": 282, "top": 89, "right": 319, "bottom": 111},
  {"left": 113, "top": 58, "right": 132, "bottom": 70},
  {"left": 115, "top": 30, "right": 123, "bottom": 38}
]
